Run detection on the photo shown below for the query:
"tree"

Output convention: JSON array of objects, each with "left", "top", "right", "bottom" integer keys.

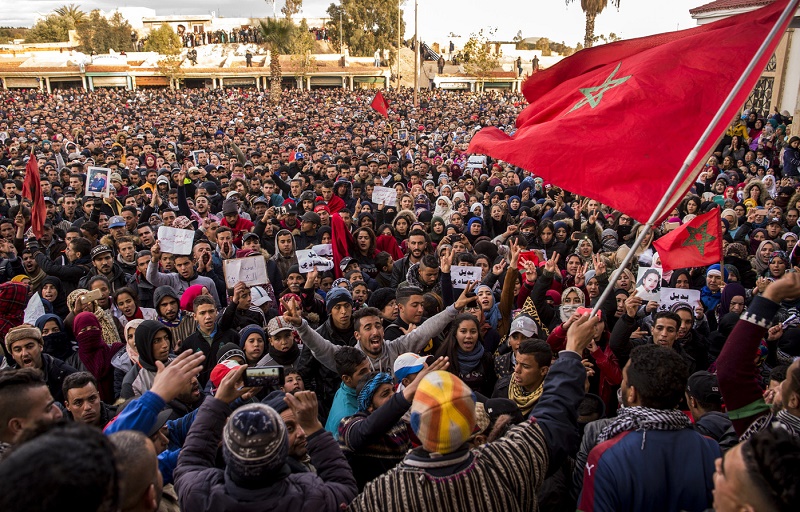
[
  {"left": 566, "top": 0, "right": 621, "bottom": 49},
  {"left": 24, "top": 14, "right": 74, "bottom": 43},
  {"left": 259, "top": 17, "right": 294, "bottom": 103},
  {"left": 157, "top": 54, "right": 185, "bottom": 89},
  {"left": 462, "top": 28, "right": 502, "bottom": 87},
  {"left": 53, "top": 4, "right": 87, "bottom": 25},
  {"left": 281, "top": 0, "right": 303, "bottom": 19},
  {"left": 534, "top": 37, "right": 552, "bottom": 57},
  {"left": 144, "top": 24, "right": 182, "bottom": 55},
  {"left": 325, "top": 0, "right": 405, "bottom": 62},
  {"left": 76, "top": 11, "right": 133, "bottom": 54}
]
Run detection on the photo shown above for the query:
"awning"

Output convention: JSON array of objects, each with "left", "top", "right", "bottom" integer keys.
[
  {"left": 223, "top": 77, "right": 256, "bottom": 86},
  {"left": 4, "top": 77, "right": 39, "bottom": 88},
  {"left": 136, "top": 76, "right": 170, "bottom": 86},
  {"left": 92, "top": 76, "right": 127, "bottom": 87},
  {"left": 310, "top": 76, "right": 343, "bottom": 86}
]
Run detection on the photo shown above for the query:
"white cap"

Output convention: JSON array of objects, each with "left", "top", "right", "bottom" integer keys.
[{"left": 250, "top": 286, "right": 271, "bottom": 307}]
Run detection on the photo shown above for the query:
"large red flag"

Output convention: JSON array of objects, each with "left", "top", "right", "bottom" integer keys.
[
  {"left": 653, "top": 209, "right": 722, "bottom": 271},
  {"left": 370, "top": 91, "right": 389, "bottom": 118},
  {"left": 468, "top": 0, "right": 797, "bottom": 224},
  {"left": 22, "top": 151, "right": 46, "bottom": 239}
]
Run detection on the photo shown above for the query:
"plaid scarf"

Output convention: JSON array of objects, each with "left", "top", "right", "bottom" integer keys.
[
  {"left": 597, "top": 406, "right": 691, "bottom": 444},
  {"left": 740, "top": 409, "right": 800, "bottom": 442}
]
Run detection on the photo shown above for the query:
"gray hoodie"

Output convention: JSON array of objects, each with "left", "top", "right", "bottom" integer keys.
[
  {"left": 271, "top": 228, "right": 298, "bottom": 282},
  {"left": 295, "top": 305, "right": 459, "bottom": 376}
]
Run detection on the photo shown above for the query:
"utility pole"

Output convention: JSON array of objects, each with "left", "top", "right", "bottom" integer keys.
[
  {"left": 340, "top": 9, "right": 343, "bottom": 54},
  {"left": 397, "top": 0, "right": 401, "bottom": 89},
  {"left": 413, "top": 0, "right": 418, "bottom": 106}
]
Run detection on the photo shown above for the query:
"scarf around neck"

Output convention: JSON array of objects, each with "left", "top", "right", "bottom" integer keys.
[
  {"left": 508, "top": 379, "right": 543, "bottom": 416},
  {"left": 597, "top": 406, "right": 691, "bottom": 445},
  {"left": 268, "top": 343, "right": 300, "bottom": 366},
  {"left": 457, "top": 343, "right": 485, "bottom": 373}
]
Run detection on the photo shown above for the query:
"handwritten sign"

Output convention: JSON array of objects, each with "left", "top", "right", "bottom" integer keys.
[
  {"left": 450, "top": 266, "right": 482, "bottom": 289},
  {"left": 371, "top": 186, "right": 397, "bottom": 207},
  {"left": 157, "top": 226, "right": 194, "bottom": 255},
  {"left": 223, "top": 255, "right": 268, "bottom": 288},
  {"left": 311, "top": 244, "right": 333, "bottom": 258},
  {"left": 658, "top": 288, "right": 701, "bottom": 313},
  {"left": 296, "top": 249, "right": 335, "bottom": 273}
]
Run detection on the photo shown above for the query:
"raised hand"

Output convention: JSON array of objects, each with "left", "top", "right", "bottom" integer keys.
[
  {"left": 150, "top": 350, "right": 206, "bottom": 403},
  {"left": 454, "top": 280, "right": 479, "bottom": 310},
  {"left": 624, "top": 289, "right": 642, "bottom": 319},
  {"left": 492, "top": 258, "right": 508, "bottom": 276},
  {"left": 281, "top": 296, "right": 303, "bottom": 326},
  {"left": 544, "top": 252, "right": 560, "bottom": 274}
]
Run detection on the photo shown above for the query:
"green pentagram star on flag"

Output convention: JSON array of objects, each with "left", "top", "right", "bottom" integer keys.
[
  {"left": 568, "top": 62, "right": 631, "bottom": 114},
  {"left": 653, "top": 210, "right": 723, "bottom": 271},
  {"left": 681, "top": 221, "right": 717, "bottom": 256}
]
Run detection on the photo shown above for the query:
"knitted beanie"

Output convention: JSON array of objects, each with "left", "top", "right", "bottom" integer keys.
[
  {"left": 239, "top": 324, "right": 267, "bottom": 349},
  {"left": 216, "top": 342, "right": 246, "bottom": 364},
  {"left": 325, "top": 286, "right": 353, "bottom": 314},
  {"left": 410, "top": 371, "right": 476, "bottom": 455},
  {"left": 223, "top": 403, "right": 288, "bottom": 478},
  {"left": 5, "top": 324, "right": 43, "bottom": 351},
  {"left": 368, "top": 288, "right": 396, "bottom": 311}
]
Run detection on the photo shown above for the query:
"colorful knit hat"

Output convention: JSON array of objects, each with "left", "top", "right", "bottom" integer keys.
[
  {"left": 410, "top": 371, "right": 476, "bottom": 454},
  {"left": 357, "top": 372, "right": 394, "bottom": 412}
]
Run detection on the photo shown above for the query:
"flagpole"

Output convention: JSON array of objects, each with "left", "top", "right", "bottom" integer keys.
[{"left": 591, "top": 0, "right": 799, "bottom": 316}]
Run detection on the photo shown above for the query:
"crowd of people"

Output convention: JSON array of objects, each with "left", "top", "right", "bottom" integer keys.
[{"left": 0, "top": 84, "right": 798, "bottom": 512}]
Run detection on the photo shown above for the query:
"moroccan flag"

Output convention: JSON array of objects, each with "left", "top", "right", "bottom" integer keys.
[
  {"left": 370, "top": 91, "right": 389, "bottom": 118},
  {"left": 653, "top": 209, "right": 722, "bottom": 271},
  {"left": 22, "top": 151, "right": 46, "bottom": 239},
  {"left": 468, "top": 0, "right": 798, "bottom": 224}
]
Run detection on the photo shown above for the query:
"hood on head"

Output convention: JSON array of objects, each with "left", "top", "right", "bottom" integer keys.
[
  {"left": 135, "top": 319, "right": 172, "bottom": 371},
  {"left": 153, "top": 285, "right": 180, "bottom": 310}
]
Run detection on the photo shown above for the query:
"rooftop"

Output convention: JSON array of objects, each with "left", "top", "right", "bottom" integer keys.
[{"left": 689, "top": 0, "right": 773, "bottom": 15}]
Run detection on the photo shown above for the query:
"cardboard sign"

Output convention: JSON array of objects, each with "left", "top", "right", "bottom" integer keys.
[
  {"left": 311, "top": 244, "right": 333, "bottom": 258},
  {"left": 296, "top": 249, "right": 335, "bottom": 273},
  {"left": 86, "top": 166, "right": 112, "bottom": 198},
  {"left": 450, "top": 266, "right": 482, "bottom": 289},
  {"left": 157, "top": 226, "right": 194, "bottom": 255},
  {"left": 635, "top": 267, "right": 663, "bottom": 302},
  {"left": 223, "top": 255, "right": 268, "bottom": 288},
  {"left": 658, "top": 288, "right": 701, "bottom": 313},
  {"left": 517, "top": 250, "right": 540, "bottom": 270},
  {"left": 24, "top": 294, "right": 46, "bottom": 324},
  {"left": 371, "top": 186, "right": 397, "bottom": 207}
]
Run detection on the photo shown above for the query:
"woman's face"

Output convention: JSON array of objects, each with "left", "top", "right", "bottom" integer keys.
[
  {"left": 41, "top": 283, "right": 58, "bottom": 302},
  {"left": 491, "top": 205, "right": 503, "bottom": 220},
  {"left": 540, "top": 227, "right": 553, "bottom": 244},
  {"left": 616, "top": 273, "right": 631, "bottom": 290},
  {"left": 360, "top": 217, "right": 373, "bottom": 229},
  {"left": 556, "top": 227, "right": 567, "bottom": 241},
  {"left": 687, "top": 201, "right": 698, "bottom": 214},
  {"left": 116, "top": 292, "right": 137, "bottom": 317},
  {"left": 477, "top": 288, "right": 493, "bottom": 311},
  {"left": 432, "top": 221, "right": 444, "bottom": 234},
  {"left": 400, "top": 196, "right": 413, "bottom": 210},
  {"left": 451, "top": 213, "right": 463, "bottom": 228},
  {"left": 729, "top": 295, "right": 745, "bottom": 315},
  {"left": 452, "top": 240, "right": 467, "bottom": 254},
  {"left": 41, "top": 320, "right": 60, "bottom": 337},
  {"left": 470, "top": 222, "right": 482, "bottom": 235},
  {"left": 356, "top": 231, "right": 371, "bottom": 252},
  {"left": 563, "top": 291, "right": 582, "bottom": 306},
  {"left": 396, "top": 218, "right": 408, "bottom": 234},
  {"left": 455, "top": 319, "right": 480, "bottom": 353},
  {"left": 750, "top": 186, "right": 760, "bottom": 199},
  {"left": 759, "top": 242, "right": 774, "bottom": 260},
  {"left": 674, "top": 273, "right": 690, "bottom": 289},
  {"left": 769, "top": 258, "right": 787, "bottom": 277},
  {"left": 579, "top": 241, "right": 592, "bottom": 257},
  {"left": 458, "top": 202, "right": 469, "bottom": 215},
  {"left": 586, "top": 278, "right": 600, "bottom": 298},
  {"left": 510, "top": 199, "right": 520, "bottom": 210},
  {"left": 437, "top": 199, "right": 448, "bottom": 209},
  {"left": 566, "top": 256, "right": 581, "bottom": 276},
  {"left": 320, "top": 232, "right": 332, "bottom": 244},
  {"left": 476, "top": 257, "right": 490, "bottom": 278},
  {"left": 643, "top": 272, "right": 659, "bottom": 291}
]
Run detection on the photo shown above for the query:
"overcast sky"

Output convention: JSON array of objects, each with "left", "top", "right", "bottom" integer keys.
[{"left": 3, "top": 0, "right": 702, "bottom": 47}]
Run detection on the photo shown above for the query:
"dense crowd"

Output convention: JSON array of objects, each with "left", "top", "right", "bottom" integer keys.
[{"left": 0, "top": 85, "right": 798, "bottom": 512}]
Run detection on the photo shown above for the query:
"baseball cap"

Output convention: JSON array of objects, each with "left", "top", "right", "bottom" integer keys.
[
  {"left": 253, "top": 196, "right": 268, "bottom": 206},
  {"left": 226, "top": 191, "right": 240, "bottom": 200},
  {"left": 767, "top": 217, "right": 782, "bottom": 226},
  {"left": 299, "top": 211, "right": 321, "bottom": 225},
  {"left": 249, "top": 285, "right": 272, "bottom": 307},
  {"left": 267, "top": 316, "right": 295, "bottom": 336},
  {"left": 686, "top": 371, "right": 722, "bottom": 404},
  {"left": 90, "top": 245, "right": 113, "bottom": 260},
  {"left": 509, "top": 315, "right": 538, "bottom": 338},
  {"left": 339, "top": 256, "right": 356, "bottom": 272},
  {"left": 242, "top": 232, "right": 260, "bottom": 244},
  {"left": 108, "top": 215, "right": 125, "bottom": 228},
  {"left": 394, "top": 353, "right": 426, "bottom": 381}
]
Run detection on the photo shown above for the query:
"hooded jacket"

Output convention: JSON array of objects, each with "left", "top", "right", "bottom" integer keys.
[
  {"left": 132, "top": 319, "right": 173, "bottom": 397},
  {"left": 153, "top": 286, "right": 197, "bottom": 350},
  {"left": 39, "top": 276, "right": 69, "bottom": 318},
  {"left": 271, "top": 229, "right": 298, "bottom": 283},
  {"left": 35, "top": 313, "right": 82, "bottom": 370},
  {"left": 146, "top": 260, "right": 221, "bottom": 308},
  {"left": 402, "top": 262, "right": 442, "bottom": 296}
]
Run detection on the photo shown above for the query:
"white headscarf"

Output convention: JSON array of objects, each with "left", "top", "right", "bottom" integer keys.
[{"left": 434, "top": 195, "right": 454, "bottom": 224}]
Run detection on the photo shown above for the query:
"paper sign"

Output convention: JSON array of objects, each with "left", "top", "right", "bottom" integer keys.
[
  {"left": 450, "top": 266, "right": 482, "bottom": 289},
  {"left": 24, "top": 294, "right": 46, "bottom": 324},
  {"left": 517, "top": 250, "right": 540, "bottom": 270},
  {"left": 157, "top": 226, "right": 194, "bottom": 255},
  {"left": 371, "top": 186, "right": 397, "bottom": 207},
  {"left": 86, "top": 166, "right": 112, "bottom": 198},
  {"left": 311, "top": 244, "right": 333, "bottom": 258},
  {"left": 296, "top": 249, "right": 335, "bottom": 273},
  {"left": 191, "top": 150, "right": 205, "bottom": 165},
  {"left": 658, "top": 288, "right": 701, "bottom": 313},
  {"left": 635, "top": 267, "right": 663, "bottom": 302},
  {"left": 223, "top": 255, "right": 268, "bottom": 288}
]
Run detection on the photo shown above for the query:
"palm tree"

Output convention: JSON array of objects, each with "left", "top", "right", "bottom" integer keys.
[
  {"left": 54, "top": 4, "right": 88, "bottom": 25},
  {"left": 259, "top": 18, "right": 294, "bottom": 103},
  {"left": 566, "top": 0, "right": 621, "bottom": 49}
]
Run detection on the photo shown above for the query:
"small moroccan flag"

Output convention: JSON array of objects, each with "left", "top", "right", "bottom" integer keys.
[
  {"left": 370, "top": 91, "right": 389, "bottom": 118},
  {"left": 653, "top": 209, "right": 722, "bottom": 271}
]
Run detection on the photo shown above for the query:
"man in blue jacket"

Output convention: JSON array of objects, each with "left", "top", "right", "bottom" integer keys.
[{"left": 578, "top": 344, "right": 721, "bottom": 512}]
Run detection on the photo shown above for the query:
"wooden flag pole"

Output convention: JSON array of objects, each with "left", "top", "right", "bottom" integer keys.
[{"left": 591, "top": 0, "right": 799, "bottom": 316}]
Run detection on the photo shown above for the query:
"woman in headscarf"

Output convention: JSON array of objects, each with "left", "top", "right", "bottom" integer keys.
[
  {"left": 507, "top": 195, "right": 522, "bottom": 218},
  {"left": 762, "top": 175, "right": 777, "bottom": 199},
  {"left": 751, "top": 239, "right": 776, "bottom": 275},
  {"left": 435, "top": 314, "right": 497, "bottom": 396},
  {"left": 766, "top": 250, "right": 789, "bottom": 279},
  {"left": 652, "top": 252, "right": 673, "bottom": 286},
  {"left": 74, "top": 311, "right": 124, "bottom": 402},
  {"left": 113, "top": 318, "right": 144, "bottom": 401},
  {"left": 428, "top": 216, "right": 446, "bottom": 245},
  {"left": 433, "top": 196, "right": 454, "bottom": 224},
  {"left": 465, "top": 217, "right": 484, "bottom": 245},
  {"left": 35, "top": 313, "right": 81, "bottom": 371},
  {"left": 67, "top": 288, "right": 122, "bottom": 347},
  {"left": 38, "top": 276, "right": 69, "bottom": 318},
  {"left": 669, "top": 269, "right": 692, "bottom": 289}
]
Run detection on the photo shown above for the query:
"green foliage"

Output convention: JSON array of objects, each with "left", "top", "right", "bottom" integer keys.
[
  {"left": 462, "top": 28, "right": 502, "bottom": 81},
  {"left": 76, "top": 11, "right": 134, "bottom": 54},
  {"left": 534, "top": 37, "right": 551, "bottom": 57},
  {"left": 259, "top": 17, "right": 295, "bottom": 54},
  {"left": 288, "top": 19, "right": 315, "bottom": 55},
  {"left": 53, "top": 4, "right": 88, "bottom": 25},
  {"left": 0, "top": 27, "right": 29, "bottom": 42},
  {"left": 25, "top": 14, "right": 74, "bottom": 43},
  {"left": 144, "top": 24, "right": 182, "bottom": 55},
  {"left": 281, "top": 0, "right": 303, "bottom": 20},
  {"left": 565, "top": 0, "right": 622, "bottom": 48},
  {"left": 325, "top": 0, "right": 405, "bottom": 58}
]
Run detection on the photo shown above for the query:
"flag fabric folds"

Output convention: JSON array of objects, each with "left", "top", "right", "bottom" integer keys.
[
  {"left": 468, "top": 0, "right": 797, "bottom": 224},
  {"left": 653, "top": 209, "right": 722, "bottom": 272},
  {"left": 22, "top": 152, "right": 46, "bottom": 239},
  {"left": 370, "top": 91, "right": 390, "bottom": 118}
]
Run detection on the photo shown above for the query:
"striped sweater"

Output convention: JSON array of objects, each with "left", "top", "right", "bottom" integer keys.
[{"left": 347, "top": 419, "right": 549, "bottom": 512}]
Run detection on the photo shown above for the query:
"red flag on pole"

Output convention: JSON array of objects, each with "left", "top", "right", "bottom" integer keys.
[
  {"left": 370, "top": 91, "right": 389, "bottom": 118},
  {"left": 653, "top": 209, "right": 722, "bottom": 272},
  {"left": 22, "top": 151, "right": 46, "bottom": 239},
  {"left": 468, "top": 0, "right": 797, "bottom": 224}
]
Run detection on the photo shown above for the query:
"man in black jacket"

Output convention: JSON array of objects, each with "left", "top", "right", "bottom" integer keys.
[
  {"left": 78, "top": 244, "right": 133, "bottom": 293},
  {"left": 179, "top": 294, "right": 238, "bottom": 386},
  {"left": 31, "top": 236, "right": 92, "bottom": 295},
  {"left": 4, "top": 324, "right": 78, "bottom": 403},
  {"left": 389, "top": 230, "right": 429, "bottom": 288}
]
